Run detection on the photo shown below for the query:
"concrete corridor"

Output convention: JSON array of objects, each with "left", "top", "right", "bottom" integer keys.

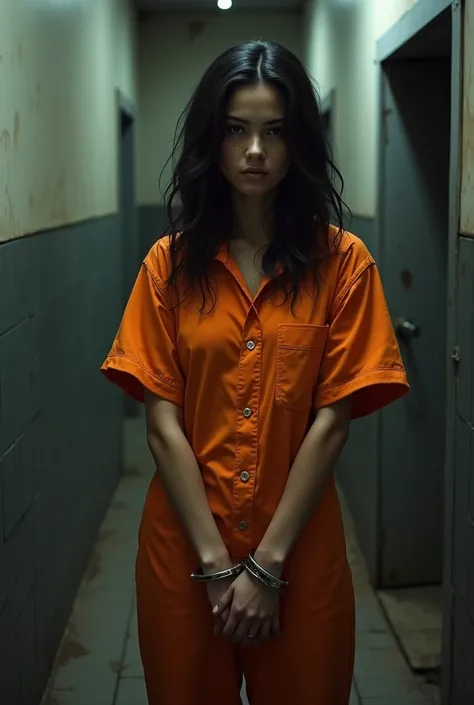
[{"left": 41, "top": 417, "right": 441, "bottom": 705}]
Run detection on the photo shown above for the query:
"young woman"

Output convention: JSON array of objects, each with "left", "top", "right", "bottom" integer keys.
[{"left": 102, "top": 40, "right": 409, "bottom": 705}]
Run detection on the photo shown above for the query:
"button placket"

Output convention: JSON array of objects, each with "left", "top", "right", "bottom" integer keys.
[{"left": 232, "top": 310, "right": 262, "bottom": 551}]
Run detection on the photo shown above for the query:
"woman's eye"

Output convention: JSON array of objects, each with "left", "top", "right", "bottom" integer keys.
[
  {"left": 268, "top": 127, "right": 282, "bottom": 137},
  {"left": 227, "top": 125, "right": 244, "bottom": 135}
]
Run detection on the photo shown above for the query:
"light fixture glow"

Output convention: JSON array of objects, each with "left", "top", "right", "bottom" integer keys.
[{"left": 217, "top": 0, "right": 232, "bottom": 9}]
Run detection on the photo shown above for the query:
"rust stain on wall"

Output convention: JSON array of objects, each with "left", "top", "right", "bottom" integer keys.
[
  {"left": 0, "top": 130, "right": 11, "bottom": 152},
  {"left": 50, "top": 172, "right": 68, "bottom": 221},
  {"left": 7, "top": 195, "right": 15, "bottom": 231},
  {"left": 13, "top": 111, "right": 20, "bottom": 152}
]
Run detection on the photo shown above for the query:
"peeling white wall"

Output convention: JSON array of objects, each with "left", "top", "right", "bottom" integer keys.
[
  {"left": 303, "top": 0, "right": 419, "bottom": 217},
  {"left": 137, "top": 13, "right": 302, "bottom": 205},
  {"left": 461, "top": 0, "right": 474, "bottom": 236},
  {"left": 0, "top": 0, "right": 137, "bottom": 242}
]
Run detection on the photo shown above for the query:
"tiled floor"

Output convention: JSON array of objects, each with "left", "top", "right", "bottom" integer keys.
[
  {"left": 378, "top": 586, "right": 443, "bottom": 672},
  {"left": 41, "top": 417, "right": 441, "bottom": 705}
]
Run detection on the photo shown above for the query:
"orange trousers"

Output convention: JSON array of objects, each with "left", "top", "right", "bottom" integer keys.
[{"left": 135, "top": 486, "right": 355, "bottom": 705}]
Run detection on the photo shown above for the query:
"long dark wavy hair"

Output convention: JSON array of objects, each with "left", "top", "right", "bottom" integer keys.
[{"left": 162, "top": 40, "right": 348, "bottom": 311}]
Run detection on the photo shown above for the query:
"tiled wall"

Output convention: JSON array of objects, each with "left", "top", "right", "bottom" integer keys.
[{"left": 0, "top": 216, "right": 124, "bottom": 705}]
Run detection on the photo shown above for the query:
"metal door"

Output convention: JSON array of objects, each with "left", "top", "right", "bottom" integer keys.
[{"left": 378, "top": 58, "right": 451, "bottom": 586}]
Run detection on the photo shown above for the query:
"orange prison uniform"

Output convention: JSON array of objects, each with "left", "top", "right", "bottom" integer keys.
[{"left": 101, "top": 229, "right": 409, "bottom": 705}]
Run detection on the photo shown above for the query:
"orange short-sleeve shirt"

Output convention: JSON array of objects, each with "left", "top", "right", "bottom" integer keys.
[{"left": 101, "top": 229, "right": 409, "bottom": 557}]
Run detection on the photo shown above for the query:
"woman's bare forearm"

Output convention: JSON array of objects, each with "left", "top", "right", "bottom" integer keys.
[
  {"left": 145, "top": 391, "right": 230, "bottom": 571},
  {"left": 255, "top": 397, "right": 352, "bottom": 572}
]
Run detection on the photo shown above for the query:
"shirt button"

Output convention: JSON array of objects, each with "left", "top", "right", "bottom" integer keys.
[
  {"left": 243, "top": 407, "right": 252, "bottom": 418},
  {"left": 240, "top": 471, "right": 250, "bottom": 482},
  {"left": 238, "top": 520, "right": 247, "bottom": 531},
  {"left": 247, "top": 340, "right": 256, "bottom": 351}
]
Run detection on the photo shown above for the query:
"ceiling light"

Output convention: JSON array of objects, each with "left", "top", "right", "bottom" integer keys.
[{"left": 217, "top": 0, "right": 232, "bottom": 9}]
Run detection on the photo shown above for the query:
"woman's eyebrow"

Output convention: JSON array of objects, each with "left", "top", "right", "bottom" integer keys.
[{"left": 226, "top": 115, "right": 284, "bottom": 125}]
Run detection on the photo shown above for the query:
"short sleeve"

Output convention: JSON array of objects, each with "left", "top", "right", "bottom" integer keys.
[
  {"left": 101, "top": 257, "right": 185, "bottom": 406},
  {"left": 314, "top": 246, "right": 409, "bottom": 419}
]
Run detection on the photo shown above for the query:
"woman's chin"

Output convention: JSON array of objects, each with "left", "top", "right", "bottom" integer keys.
[{"left": 233, "top": 183, "right": 276, "bottom": 198}]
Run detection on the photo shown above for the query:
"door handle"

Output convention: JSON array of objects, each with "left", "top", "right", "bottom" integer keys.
[{"left": 395, "top": 317, "right": 420, "bottom": 341}]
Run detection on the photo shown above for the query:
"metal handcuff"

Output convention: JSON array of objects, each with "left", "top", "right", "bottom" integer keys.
[{"left": 191, "top": 554, "right": 289, "bottom": 638}]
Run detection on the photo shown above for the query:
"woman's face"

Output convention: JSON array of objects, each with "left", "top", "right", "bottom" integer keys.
[{"left": 220, "top": 82, "right": 290, "bottom": 199}]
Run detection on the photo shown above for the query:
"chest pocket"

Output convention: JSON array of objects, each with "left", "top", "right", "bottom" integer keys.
[{"left": 276, "top": 324, "right": 329, "bottom": 411}]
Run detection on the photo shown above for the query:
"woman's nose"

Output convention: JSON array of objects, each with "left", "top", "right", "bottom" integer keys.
[{"left": 246, "top": 135, "right": 265, "bottom": 159}]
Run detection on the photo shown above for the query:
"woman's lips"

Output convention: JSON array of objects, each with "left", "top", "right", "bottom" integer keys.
[{"left": 242, "top": 169, "right": 268, "bottom": 179}]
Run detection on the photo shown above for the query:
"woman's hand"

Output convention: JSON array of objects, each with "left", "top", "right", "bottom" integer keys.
[
  {"left": 206, "top": 577, "right": 234, "bottom": 634},
  {"left": 202, "top": 560, "right": 235, "bottom": 635},
  {"left": 213, "top": 570, "right": 281, "bottom": 645}
]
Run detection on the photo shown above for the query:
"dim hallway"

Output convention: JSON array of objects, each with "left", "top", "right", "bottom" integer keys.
[
  {"left": 40, "top": 416, "right": 441, "bottom": 705},
  {"left": 3, "top": 0, "right": 474, "bottom": 702}
]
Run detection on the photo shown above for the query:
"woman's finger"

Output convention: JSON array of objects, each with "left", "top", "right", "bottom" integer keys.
[
  {"left": 222, "top": 605, "right": 241, "bottom": 639},
  {"left": 213, "top": 586, "right": 234, "bottom": 617},
  {"left": 213, "top": 606, "right": 232, "bottom": 637},
  {"left": 242, "top": 622, "right": 260, "bottom": 647},
  {"left": 231, "top": 614, "right": 251, "bottom": 643},
  {"left": 248, "top": 623, "right": 260, "bottom": 640}
]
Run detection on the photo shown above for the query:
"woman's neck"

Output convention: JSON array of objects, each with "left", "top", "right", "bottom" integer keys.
[{"left": 231, "top": 193, "right": 274, "bottom": 248}]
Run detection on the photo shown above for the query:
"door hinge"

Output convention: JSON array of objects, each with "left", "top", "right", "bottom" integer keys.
[{"left": 451, "top": 346, "right": 460, "bottom": 364}]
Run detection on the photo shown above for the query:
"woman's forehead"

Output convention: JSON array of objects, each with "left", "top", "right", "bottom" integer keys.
[{"left": 227, "top": 83, "right": 285, "bottom": 122}]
